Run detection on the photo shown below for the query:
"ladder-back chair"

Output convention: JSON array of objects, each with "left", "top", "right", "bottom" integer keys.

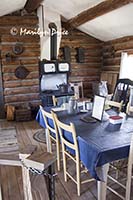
[
  {"left": 52, "top": 95, "right": 58, "bottom": 106},
  {"left": 107, "top": 135, "right": 133, "bottom": 200},
  {"left": 105, "top": 100, "right": 123, "bottom": 112},
  {"left": 126, "top": 86, "right": 133, "bottom": 115},
  {"left": 52, "top": 95, "right": 71, "bottom": 107},
  {"left": 112, "top": 78, "right": 133, "bottom": 111},
  {"left": 52, "top": 111, "right": 94, "bottom": 196},
  {"left": 69, "top": 81, "right": 84, "bottom": 99},
  {"left": 39, "top": 106, "right": 61, "bottom": 171},
  {"left": 126, "top": 102, "right": 133, "bottom": 115}
]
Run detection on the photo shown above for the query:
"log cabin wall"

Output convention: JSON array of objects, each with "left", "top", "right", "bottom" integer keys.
[
  {"left": 58, "top": 28, "right": 103, "bottom": 97},
  {"left": 101, "top": 36, "right": 133, "bottom": 93},
  {"left": 0, "top": 13, "right": 40, "bottom": 108}
]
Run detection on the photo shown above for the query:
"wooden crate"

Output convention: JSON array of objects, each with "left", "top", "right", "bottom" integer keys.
[
  {"left": 15, "top": 107, "right": 31, "bottom": 122},
  {"left": 6, "top": 105, "right": 15, "bottom": 121}
]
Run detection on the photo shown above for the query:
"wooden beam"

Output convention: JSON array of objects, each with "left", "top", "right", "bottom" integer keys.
[
  {"left": 24, "top": 0, "right": 43, "bottom": 13},
  {"left": 66, "top": 0, "right": 133, "bottom": 29}
]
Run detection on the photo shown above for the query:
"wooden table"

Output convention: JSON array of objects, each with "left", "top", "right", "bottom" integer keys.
[{"left": 36, "top": 108, "right": 133, "bottom": 200}]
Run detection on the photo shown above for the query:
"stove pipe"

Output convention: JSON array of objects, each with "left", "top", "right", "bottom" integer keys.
[{"left": 48, "top": 23, "right": 57, "bottom": 60}]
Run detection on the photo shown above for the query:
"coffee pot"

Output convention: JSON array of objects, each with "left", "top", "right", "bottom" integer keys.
[{"left": 56, "top": 83, "right": 69, "bottom": 93}]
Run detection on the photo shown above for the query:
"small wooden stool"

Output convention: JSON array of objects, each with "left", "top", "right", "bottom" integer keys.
[{"left": 19, "top": 147, "right": 56, "bottom": 200}]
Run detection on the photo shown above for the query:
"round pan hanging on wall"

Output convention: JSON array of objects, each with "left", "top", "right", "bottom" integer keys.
[
  {"left": 15, "top": 64, "right": 29, "bottom": 79},
  {"left": 12, "top": 43, "right": 24, "bottom": 55}
]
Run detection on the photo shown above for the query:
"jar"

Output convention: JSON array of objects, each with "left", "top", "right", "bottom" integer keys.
[{"left": 68, "top": 97, "right": 78, "bottom": 114}]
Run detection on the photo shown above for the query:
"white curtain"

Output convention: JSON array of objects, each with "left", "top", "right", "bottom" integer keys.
[{"left": 119, "top": 52, "right": 133, "bottom": 80}]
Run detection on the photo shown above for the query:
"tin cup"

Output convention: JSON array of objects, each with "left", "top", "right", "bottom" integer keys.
[{"left": 83, "top": 101, "right": 92, "bottom": 111}]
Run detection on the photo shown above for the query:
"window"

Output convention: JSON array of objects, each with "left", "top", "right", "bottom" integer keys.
[{"left": 119, "top": 52, "right": 133, "bottom": 80}]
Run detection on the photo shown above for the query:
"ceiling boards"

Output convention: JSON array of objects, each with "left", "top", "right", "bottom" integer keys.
[{"left": 0, "top": 0, "right": 27, "bottom": 16}]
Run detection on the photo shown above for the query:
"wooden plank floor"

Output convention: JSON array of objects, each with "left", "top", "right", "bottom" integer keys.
[{"left": 0, "top": 119, "right": 132, "bottom": 200}]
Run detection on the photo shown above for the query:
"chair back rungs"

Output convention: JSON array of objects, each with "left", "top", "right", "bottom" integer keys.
[
  {"left": 52, "top": 111, "right": 95, "bottom": 196},
  {"left": 40, "top": 106, "right": 61, "bottom": 171},
  {"left": 107, "top": 134, "right": 133, "bottom": 200}
]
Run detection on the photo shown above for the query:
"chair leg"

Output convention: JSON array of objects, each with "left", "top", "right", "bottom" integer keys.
[
  {"left": 125, "top": 162, "right": 132, "bottom": 199},
  {"left": 45, "top": 129, "right": 52, "bottom": 153},
  {"left": 126, "top": 136, "right": 133, "bottom": 200},
  {"left": 62, "top": 145, "right": 67, "bottom": 182},
  {"left": 115, "top": 169, "right": 119, "bottom": 179},
  {"left": 48, "top": 137, "right": 52, "bottom": 153},
  {"left": 0, "top": 183, "right": 2, "bottom": 200},
  {"left": 76, "top": 161, "right": 81, "bottom": 196},
  {"left": 56, "top": 141, "right": 60, "bottom": 171},
  {"left": 126, "top": 179, "right": 131, "bottom": 200}
]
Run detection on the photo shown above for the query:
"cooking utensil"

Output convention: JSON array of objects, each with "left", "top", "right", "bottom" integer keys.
[
  {"left": 56, "top": 83, "right": 69, "bottom": 93},
  {"left": 12, "top": 43, "right": 24, "bottom": 55},
  {"left": 15, "top": 65, "right": 29, "bottom": 79}
]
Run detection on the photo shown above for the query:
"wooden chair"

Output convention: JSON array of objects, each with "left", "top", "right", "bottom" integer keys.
[
  {"left": 39, "top": 105, "right": 61, "bottom": 171},
  {"left": 126, "top": 102, "right": 133, "bottom": 115},
  {"left": 105, "top": 99, "right": 123, "bottom": 112},
  {"left": 107, "top": 134, "right": 133, "bottom": 200},
  {"left": 52, "top": 111, "right": 94, "bottom": 196},
  {"left": 52, "top": 95, "right": 58, "bottom": 106},
  {"left": 69, "top": 81, "right": 84, "bottom": 99},
  {"left": 106, "top": 99, "right": 126, "bottom": 182},
  {"left": 52, "top": 95, "right": 73, "bottom": 109},
  {"left": 105, "top": 99, "right": 124, "bottom": 179},
  {"left": 112, "top": 78, "right": 133, "bottom": 112}
]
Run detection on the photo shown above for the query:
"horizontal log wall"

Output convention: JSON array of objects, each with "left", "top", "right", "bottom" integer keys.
[
  {"left": 0, "top": 15, "right": 41, "bottom": 107},
  {"left": 102, "top": 36, "right": 133, "bottom": 93},
  {"left": 59, "top": 28, "right": 103, "bottom": 97}
]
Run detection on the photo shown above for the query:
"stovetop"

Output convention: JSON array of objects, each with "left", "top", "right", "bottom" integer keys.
[
  {"left": 40, "top": 90, "right": 74, "bottom": 97},
  {"left": 41, "top": 90, "right": 55, "bottom": 94}
]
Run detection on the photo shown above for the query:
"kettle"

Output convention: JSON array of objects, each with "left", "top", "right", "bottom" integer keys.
[
  {"left": 68, "top": 96, "right": 79, "bottom": 114},
  {"left": 56, "top": 83, "right": 69, "bottom": 93}
]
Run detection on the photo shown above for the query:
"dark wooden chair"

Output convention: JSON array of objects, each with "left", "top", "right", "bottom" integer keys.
[{"left": 112, "top": 78, "right": 133, "bottom": 111}]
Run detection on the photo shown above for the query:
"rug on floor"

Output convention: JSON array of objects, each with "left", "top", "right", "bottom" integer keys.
[
  {"left": 0, "top": 127, "right": 19, "bottom": 154},
  {"left": 33, "top": 129, "right": 46, "bottom": 143}
]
